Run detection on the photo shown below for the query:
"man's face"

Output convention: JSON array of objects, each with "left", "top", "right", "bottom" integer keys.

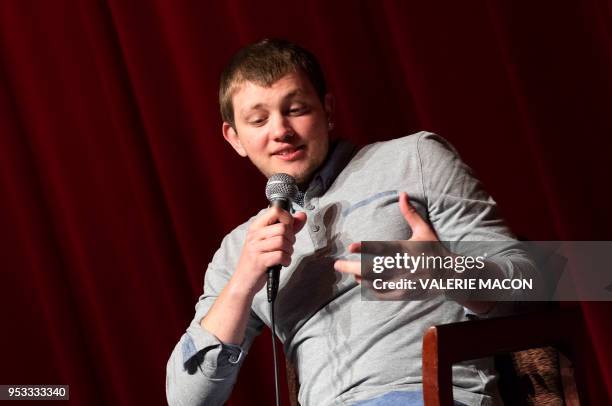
[{"left": 223, "top": 71, "right": 333, "bottom": 187}]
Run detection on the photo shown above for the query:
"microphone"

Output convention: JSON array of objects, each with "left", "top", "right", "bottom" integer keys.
[{"left": 265, "top": 173, "right": 298, "bottom": 303}]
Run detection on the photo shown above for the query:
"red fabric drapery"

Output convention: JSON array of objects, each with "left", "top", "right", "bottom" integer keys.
[{"left": 1, "top": 1, "right": 610, "bottom": 404}]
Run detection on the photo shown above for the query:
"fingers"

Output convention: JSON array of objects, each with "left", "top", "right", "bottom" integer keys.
[
  {"left": 268, "top": 205, "right": 294, "bottom": 225},
  {"left": 332, "top": 242, "right": 363, "bottom": 283},
  {"left": 333, "top": 259, "right": 361, "bottom": 277},
  {"left": 398, "top": 192, "right": 427, "bottom": 235},
  {"left": 254, "top": 223, "right": 296, "bottom": 243},
  {"left": 242, "top": 208, "right": 307, "bottom": 275},
  {"left": 293, "top": 211, "right": 307, "bottom": 233},
  {"left": 249, "top": 210, "right": 307, "bottom": 242},
  {"left": 260, "top": 251, "right": 292, "bottom": 268},
  {"left": 250, "top": 205, "right": 293, "bottom": 230},
  {"left": 256, "top": 235, "right": 294, "bottom": 256},
  {"left": 347, "top": 241, "right": 362, "bottom": 253}
]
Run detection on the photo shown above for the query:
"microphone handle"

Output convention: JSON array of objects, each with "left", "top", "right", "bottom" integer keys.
[
  {"left": 267, "top": 198, "right": 291, "bottom": 303},
  {"left": 267, "top": 265, "right": 281, "bottom": 303}
]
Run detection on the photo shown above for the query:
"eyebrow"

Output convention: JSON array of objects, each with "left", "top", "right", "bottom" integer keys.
[{"left": 241, "top": 89, "right": 305, "bottom": 115}]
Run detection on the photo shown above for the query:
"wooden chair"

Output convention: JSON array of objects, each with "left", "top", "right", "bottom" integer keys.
[{"left": 422, "top": 306, "right": 587, "bottom": 405}]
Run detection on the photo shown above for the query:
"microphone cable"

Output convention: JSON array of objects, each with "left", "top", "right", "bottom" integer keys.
[
  {"left": 270, "top": 297, "right": 281, "bottom": 406},
  {"left": 265, "top": 173, "right": 298, "bottom": 406}
]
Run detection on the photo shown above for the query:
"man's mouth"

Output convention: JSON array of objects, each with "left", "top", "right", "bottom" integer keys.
[{"left": 272, "top": 145, "right": 305, "bottom": 161}]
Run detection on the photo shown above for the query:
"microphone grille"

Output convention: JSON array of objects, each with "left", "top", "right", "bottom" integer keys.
[{"left": 265, "top": 173, "right": 298, "bottom": 202}]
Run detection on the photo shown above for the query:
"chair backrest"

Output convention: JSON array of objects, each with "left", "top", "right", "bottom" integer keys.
[{"left": 422, "top": 307, "right": 587, "bottom": 405}]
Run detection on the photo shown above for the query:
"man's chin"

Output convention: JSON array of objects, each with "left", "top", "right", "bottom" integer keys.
[
  {"left": 266, "top": 168, "right": 311, "bottom": 189},
  {"left": 286, "top": 171, "right": 308, "bottom": 187},
  {"left": 262, "top": 159, "right": 322, "bottom": 188}
]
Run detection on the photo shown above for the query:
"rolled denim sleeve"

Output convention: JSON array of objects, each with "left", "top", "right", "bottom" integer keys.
[
  {"left": 166, "top": 311, "right": 263, "bottom": 406},
  {"left": 166, "top": 230, "right": 264, "bottom": 406}
]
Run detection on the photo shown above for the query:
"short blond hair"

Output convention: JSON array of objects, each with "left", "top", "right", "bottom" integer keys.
[{"left": 219, "top": 39, "right": 327, "bottom": 129}]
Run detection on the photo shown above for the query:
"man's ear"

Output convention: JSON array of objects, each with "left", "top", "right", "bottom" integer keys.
[{"left": 222, "top": 122, "right": 247, "bottom": 157}]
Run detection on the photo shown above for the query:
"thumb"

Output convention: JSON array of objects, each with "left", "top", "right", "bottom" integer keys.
[
  {"left": 347, "top": 241, "right": 362, "bottom": 253},
  {"left": 292, "top": 211, "right": 308, "bottom": 234},
  {"left": 398, "top": 192, "right": 428, "bottom": 234}
]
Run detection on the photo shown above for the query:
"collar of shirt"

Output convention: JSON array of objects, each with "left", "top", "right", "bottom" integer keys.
[{"left": 293, "top": 138, "right": 358, "bottom": 208}]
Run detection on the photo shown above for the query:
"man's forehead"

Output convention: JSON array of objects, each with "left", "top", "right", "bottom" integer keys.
[
  {"left": 239, "top": 89, "right": 304, "bottom": 112},
  {"left": 233, "top": 73, "right": 313, "bottom": 113}
]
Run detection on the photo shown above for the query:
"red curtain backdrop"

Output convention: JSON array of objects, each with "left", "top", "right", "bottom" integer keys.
[{"left": 1, "top": 1, "right": 610, "bottom": 404}]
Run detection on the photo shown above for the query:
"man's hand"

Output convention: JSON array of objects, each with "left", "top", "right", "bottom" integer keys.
[
  {"left": 233, "top": 206, "right": 307, "bottom": 297},
  {"left": 201, "top": 206, "right": 307, "bottom": 345},
  {"left": 334, "top": 192, "right": 497, "bottom": 313},
  {"left": 334, "top": 192, "right": 441, "bottom": 282}
]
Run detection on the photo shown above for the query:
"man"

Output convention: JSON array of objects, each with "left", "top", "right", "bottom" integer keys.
[{"left": 166, "top": 39, "right": 536, "bottom": 405}]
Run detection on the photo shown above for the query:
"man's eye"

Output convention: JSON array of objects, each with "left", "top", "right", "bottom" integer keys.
[
  {"left": 249, "top": 118, "right": 266, "bottom": 125},
  {"left": 289, "top": 107, "right": 307, "bottom": 115}
]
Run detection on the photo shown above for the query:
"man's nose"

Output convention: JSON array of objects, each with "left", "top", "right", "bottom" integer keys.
[{"left": 270, "top": 114, "right": 293, "bottom": 141}]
